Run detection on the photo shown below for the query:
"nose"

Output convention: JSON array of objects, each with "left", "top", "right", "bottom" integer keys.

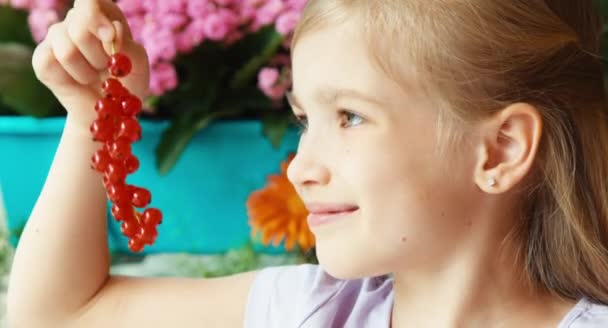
[{"left": 286, "top": 144, "right": 331, "bottom": 188}]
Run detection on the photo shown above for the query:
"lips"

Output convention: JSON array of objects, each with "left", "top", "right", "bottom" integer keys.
[{"left": 305, "top": 203, "right": 359, "bottom": 227}]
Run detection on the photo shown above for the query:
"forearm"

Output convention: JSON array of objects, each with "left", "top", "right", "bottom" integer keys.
[{"left": 7, "top": 114, "right": 110, "bottom": 323}]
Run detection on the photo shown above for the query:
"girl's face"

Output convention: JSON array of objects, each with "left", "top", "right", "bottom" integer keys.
[{"left": 287, "top": 19, "right": 487, "bottom": 278}]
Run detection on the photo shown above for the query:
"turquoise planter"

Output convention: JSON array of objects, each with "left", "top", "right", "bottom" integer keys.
[{"left": 0, "top": 116, "right": 300, "bottom": 254}]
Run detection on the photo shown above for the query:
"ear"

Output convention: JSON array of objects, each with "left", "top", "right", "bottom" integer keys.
[{"left": 473, "top": 103, "right": 543, "bottom": 194}]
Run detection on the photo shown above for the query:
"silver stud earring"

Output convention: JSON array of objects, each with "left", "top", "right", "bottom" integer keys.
[{"left": 487, "top": 178, "right": 497, "bottom": 187}]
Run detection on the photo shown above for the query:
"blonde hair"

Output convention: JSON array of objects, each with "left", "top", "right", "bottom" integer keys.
[{"left": 292, "top": 0, "right": 608, "bottom": 304}]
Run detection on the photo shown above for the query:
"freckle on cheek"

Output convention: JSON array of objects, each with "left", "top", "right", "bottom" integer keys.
[{"left": 401, "top": 236, "right": 407, "bottom": 243}]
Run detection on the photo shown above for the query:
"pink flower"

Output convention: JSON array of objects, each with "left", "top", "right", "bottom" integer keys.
[
  {"left": 28, "top": 8, "right": 59, "bottom": 42},
  {"left": 187, "top": 0, "right": 212, "bottom": 18},
  {"left": 124, "top": 14, "right": 146, "bottom": 42},
  {"left": 255, "top": 0, "right": 285, "bottom": 26},
  {"left": 141, "top": 0, "right": 159, "bottom": 14},
  {"left": 244, "top": 0, "right": 265, "bottom": 6},
  {"left": 157, "top": 12, "right": 188, "bottom": 30},
  {"left": 150, "top": 62, "right": 179, "bottom": 95},
  {"left": 286, "top": 0, "right": 307, "bottom": 11},
  {"left": 117, "top": 0, "right": 145, "bottom": 15},
  {"left": 158, "top": 0, "right": 187, "bottom": 13},
  {"left": 102, "top": 0, "right": 306, "bottom": 97},
  {"left": 237, "top": 4, "right": 257, "bottom": 24},
  {"left": 214, "top": 0, "right": 235, "bottom": 6},
  {"left": 177, "top": 19, "right": 207, "bottom": 52},
  {"left": 203, "top": 9, "right": 237, "bottom": 41},
  {"left": 33, "top": 0, "right": 62, "bottom": 10},
  {"left": 258, "top": 67, "right": 280, "bottom": 90},
  {"left": 142, "top": 24, "right": 178, "bottom": 64},
  {"left": 258, "top": 66, "right": 291, "bottom": 101},
  {"left": 9, "top": 0, "right": 31, "bottom": 9},
  {"left": 275, "top": 10, "right": 300, "bottom": 35}
]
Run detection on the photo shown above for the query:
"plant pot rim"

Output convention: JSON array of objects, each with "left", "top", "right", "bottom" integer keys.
[{"left": 0, "top": 116, "right": 285, "bottom": 135}]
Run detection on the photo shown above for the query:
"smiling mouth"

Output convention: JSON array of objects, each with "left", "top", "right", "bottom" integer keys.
[{"left": 306, "top": 207, "right": 359, "bottom": 227}]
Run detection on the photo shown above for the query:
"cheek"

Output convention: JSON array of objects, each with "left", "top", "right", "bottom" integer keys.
[{"left": 351, "top": 137, "right": 467, "bottom": 237}]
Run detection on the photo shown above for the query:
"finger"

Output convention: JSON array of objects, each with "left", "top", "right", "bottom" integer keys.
[
  {"left": 32, "top": 40, "right": 80, "bottom": 90},
  {"left": 47, "top": 23, "right": 100, "bottom": 85},
  {"left": 73, "top": 0, "right": 116, "bottom": 42},
  {"left": 99, "top": 0, "right": 133, "bottom": 41},
  {"left": 65, "top": 8, "right": 109, "bottom": 70},
  {"left": 112, "top": 20, "right": 125, "bottom": 53}
]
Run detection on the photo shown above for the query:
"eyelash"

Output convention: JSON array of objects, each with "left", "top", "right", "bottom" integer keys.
[{"left": 292, "top": 110, "right": 365, "bottom": 134}]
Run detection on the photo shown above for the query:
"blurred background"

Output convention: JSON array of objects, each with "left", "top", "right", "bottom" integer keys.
[
  {"left": 0, "top": 0, "right": 317, "bottom": 325},
  {"left": 1, "top": 0, "right": 608, "bottom": 326}
]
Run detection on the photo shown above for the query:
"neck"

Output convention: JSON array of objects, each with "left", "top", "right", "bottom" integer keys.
[{"left": 390, "top": 238, "right": 574, "bottom": 328}]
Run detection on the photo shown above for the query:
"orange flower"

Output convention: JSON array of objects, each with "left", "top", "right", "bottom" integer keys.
[{"left": 246, "top": 153, "right": 315, "bottom": 252}]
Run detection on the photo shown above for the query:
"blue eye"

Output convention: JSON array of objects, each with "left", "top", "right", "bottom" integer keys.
[{"left": 340, "top": 110, "right": 364, "bottom": 128}]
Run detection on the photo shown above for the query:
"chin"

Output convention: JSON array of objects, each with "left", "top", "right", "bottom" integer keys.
[{"left": 316, "top": 243, "right": 386, "bottom": 280}]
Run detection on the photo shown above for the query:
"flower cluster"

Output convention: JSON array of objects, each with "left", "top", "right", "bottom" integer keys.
[
  {"left": 5, "top": 0, "right": 305, "bottom": 100},
  {"left": 4, "top": 0, "right": 70, "bottom": 43},
  {"left": 115, "top": 0, "right": 305, "bottom": 96}
]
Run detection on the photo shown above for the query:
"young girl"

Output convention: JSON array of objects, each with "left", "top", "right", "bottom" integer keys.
[{"left": 6, "top": 0, "right": 608, "bottom": 326}]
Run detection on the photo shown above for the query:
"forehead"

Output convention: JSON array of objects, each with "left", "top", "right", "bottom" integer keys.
[{"left": 291, "top": 19, "right": 412, "bottom": 107}]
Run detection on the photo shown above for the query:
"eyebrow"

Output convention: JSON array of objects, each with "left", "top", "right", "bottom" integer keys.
[{"left": 286, "top": 87, "right": 385, "bottom": 110}]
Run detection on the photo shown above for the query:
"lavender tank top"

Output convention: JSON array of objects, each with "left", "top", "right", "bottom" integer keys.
[{"left": 244, "top": 264, "right": 608, "bottom": 327}]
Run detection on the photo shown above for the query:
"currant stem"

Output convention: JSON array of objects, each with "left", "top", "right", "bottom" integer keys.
[
  {"left": 111, "top": 41, "right": 116, "bottom": 56},
  {"left": 134, "top": 209, "right": 141, "bottom": 224}
]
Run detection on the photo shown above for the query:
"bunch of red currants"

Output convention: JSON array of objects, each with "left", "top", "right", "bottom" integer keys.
[{"left": 90, "top": 51, "right": 162, "bottom": 253}]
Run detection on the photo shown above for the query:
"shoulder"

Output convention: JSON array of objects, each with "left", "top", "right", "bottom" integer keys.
[
  {"left": 562, "top": 298, "right": 608, "bottom": 328},
  {"left": 243, "top": 264, "right": 393, "bottom": 327}
]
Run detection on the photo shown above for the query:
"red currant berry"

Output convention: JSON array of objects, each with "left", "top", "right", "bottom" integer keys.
[
  {"left": 106, "top": 182, "right": 129, "bottom": 203},
  {"left": 102, "top": 174, "right": 111, "bottom": 188},
  {"left": 128, "top": 238, "right": 144, "bottom": 252},
  {"left": 121, "top": 95, "right": 142, "bottom": 116},
  {"left": 90, "top": 119, "right": 114, "bottom": 142},
  {"left": 108, "top": 53, "right": 132, "bottom": 77},
  {"left": 91, "top": 148, "right": 112, "bottom": 172},
  {"left": 123, "top": 153, "right": 140, "bottom": 174},
  {"left": 94, "top": 97, "right": 121, "bottom": 116},
  {"left": 121, "top": 220, "right": 140, "bottom": 238},
  {"left": 136, "top": 226, "right": 158, "bottom": 245},
  {"left": 131, "top": 187, "right": 151, "bottom": 208},
  {"left": 117, "top": 118, "right": 141, "bottom": 142},
  {"left": 105, "top": 162, "right": 127, "bottom": 183},
  {"left": 101, "top": 78, "right": 127, "bottom": 98},
  {"left": 111, "top": 202, "right": 135, "bottom": 222},
  {"left": 108, "top": 138, "right": 132, "bottom": 159},
  {"left": 96, "top": 109, "right": 113, "bottom": 121},
  {"left": 143, "top": 208, "right": 163, "bottom": 226}
]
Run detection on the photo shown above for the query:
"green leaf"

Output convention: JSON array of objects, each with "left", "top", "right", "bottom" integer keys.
[
  {"left": 262, "top": 111, "right": 291, "bottom": 148},
  {"left": 0, "top": 97, "right": 16, "bottom": 115},
  {"left": 159, "top": 42, "right": 229, "bottom": 115},
  {"left": 0, "top": 6, "right": 35, "bottom": 46},
  {"left": 230, "top": 27, "right": 284, "bottom": 89},
  {"left": 219, "top": 86, "right": 273, "bottom": 112},
  {"left": 0, "top": 43, "right": 61, "bottom": 117}
]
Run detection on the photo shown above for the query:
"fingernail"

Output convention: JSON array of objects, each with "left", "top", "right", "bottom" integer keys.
[{"left": 98, "top": 26, "right": 113, "bottom": 42}]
